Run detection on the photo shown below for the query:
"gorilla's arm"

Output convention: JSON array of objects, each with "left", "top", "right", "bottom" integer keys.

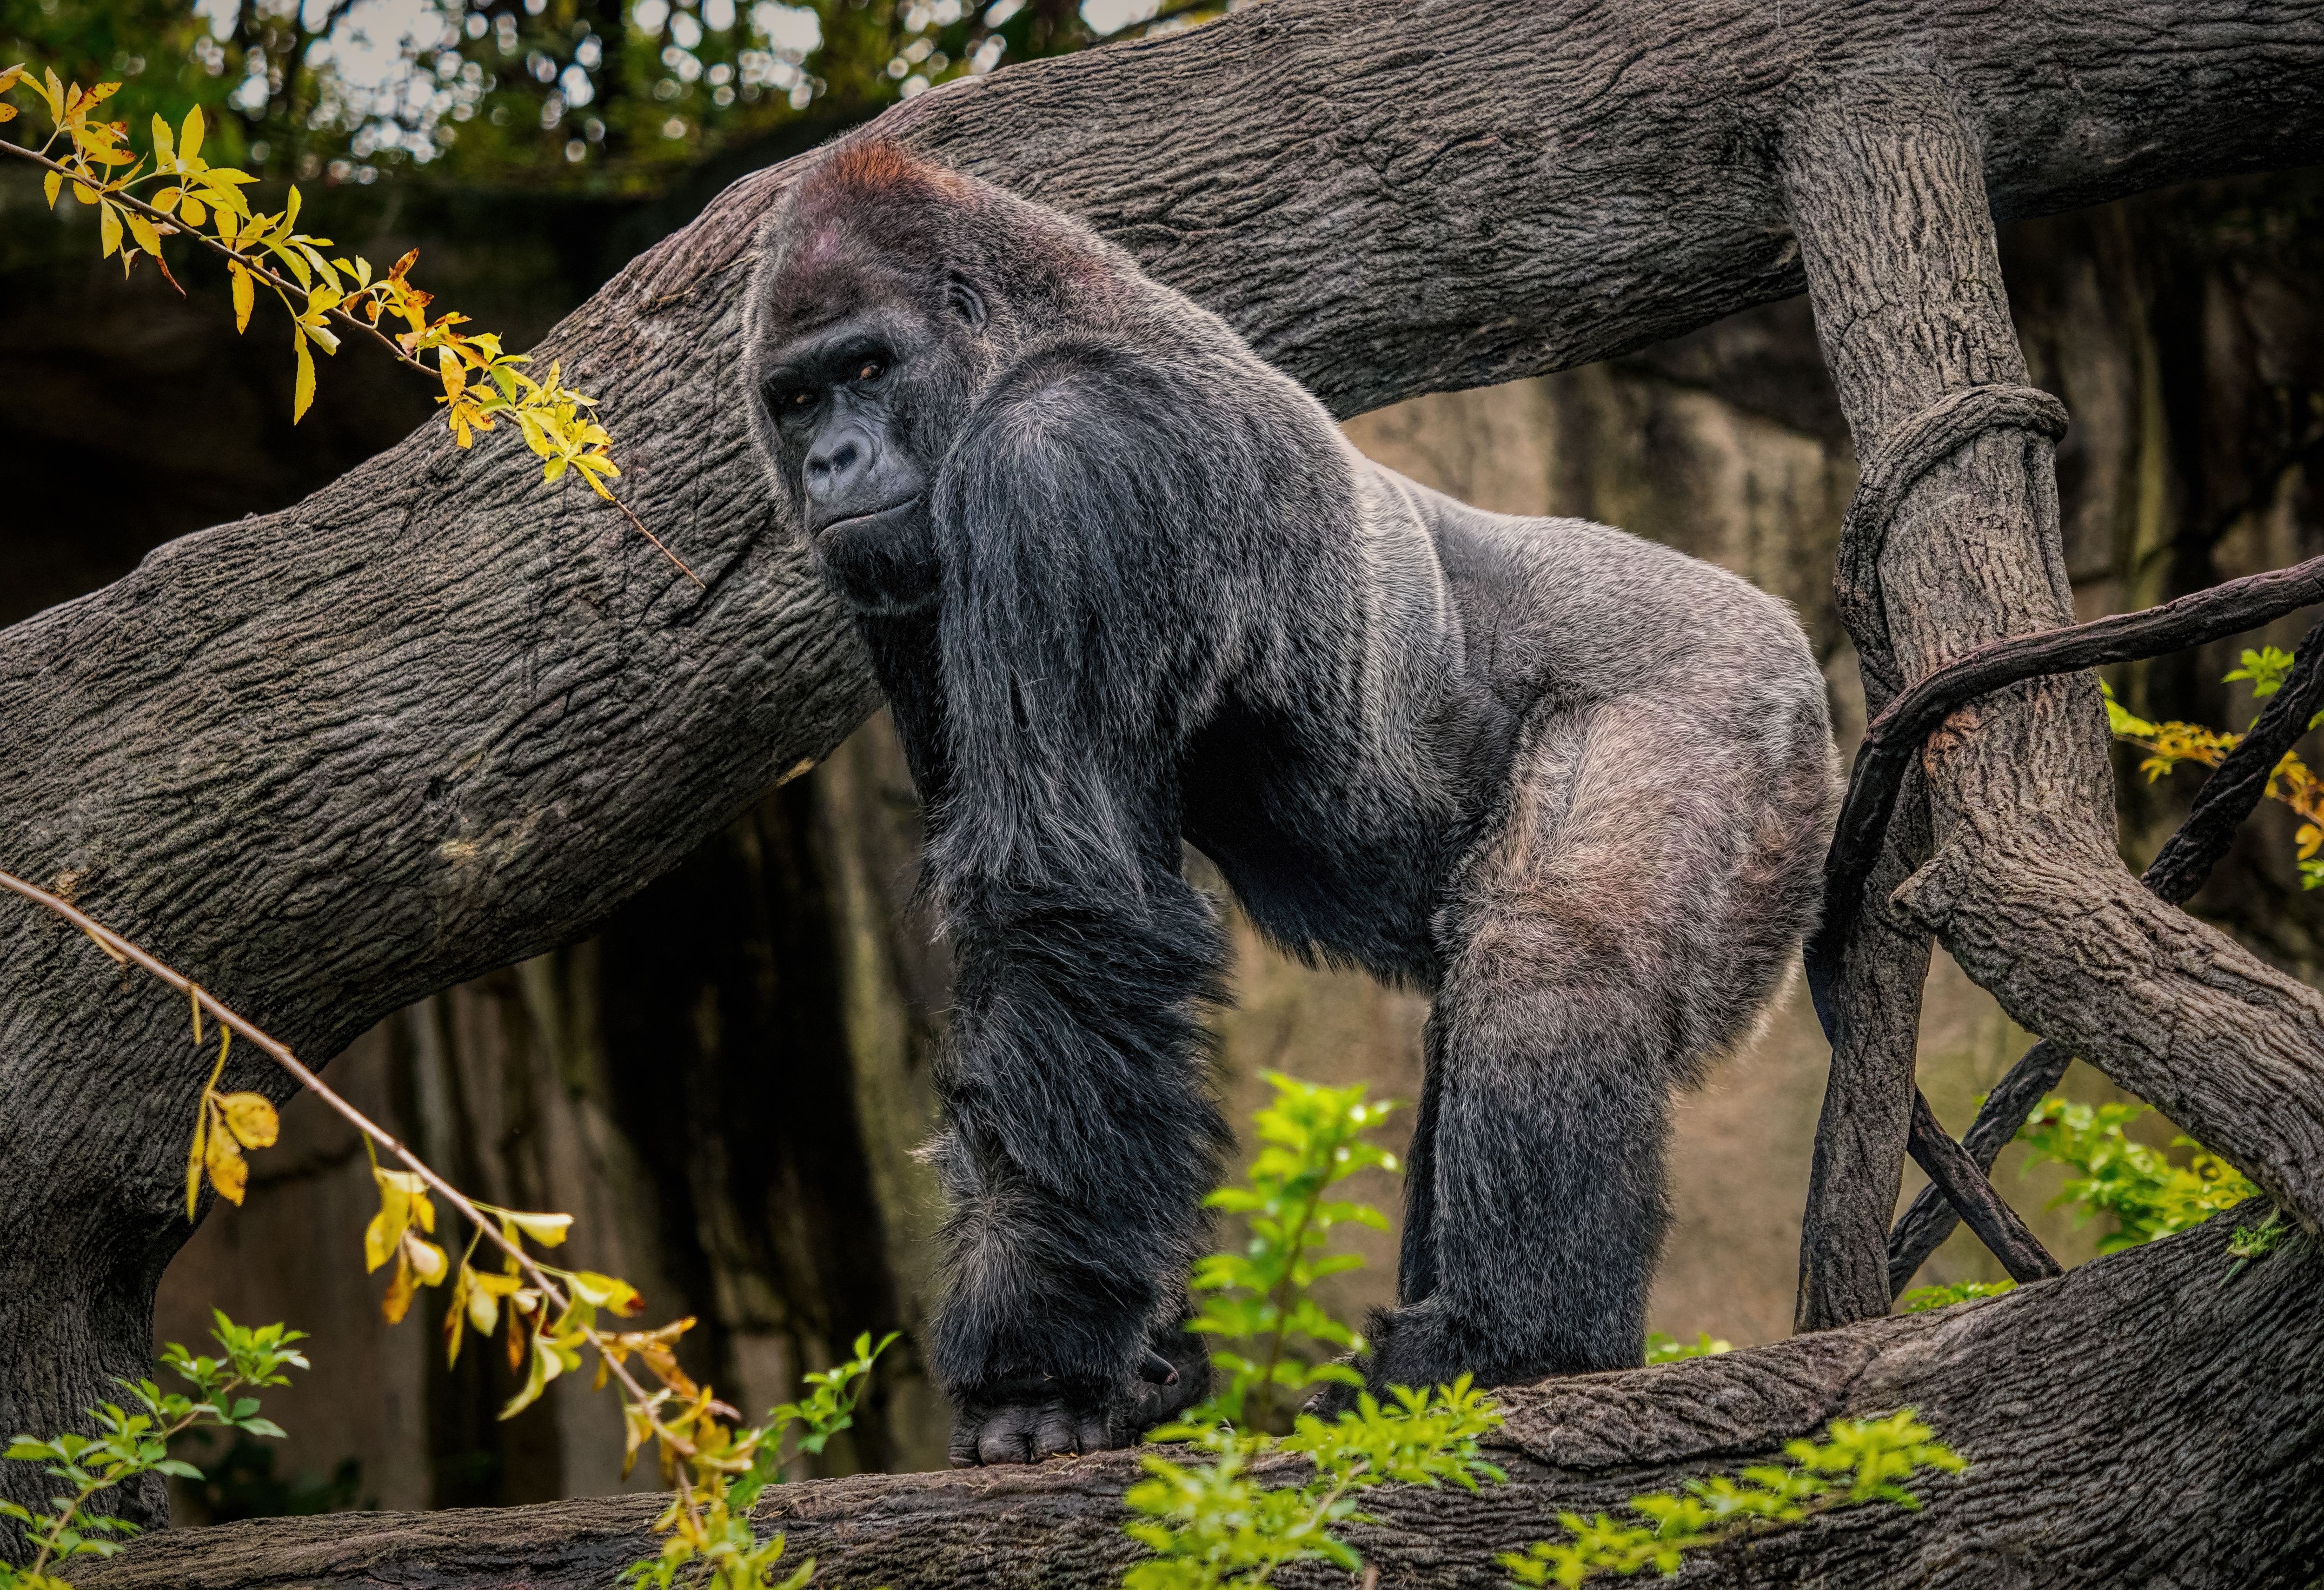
[{"left": 918, "top": 344, "right": 1240, "bottom": 1459}]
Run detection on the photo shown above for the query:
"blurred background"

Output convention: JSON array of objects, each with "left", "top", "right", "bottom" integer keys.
[{"left": 4, "top": 0, "right": 2322, "bottom": 1524}]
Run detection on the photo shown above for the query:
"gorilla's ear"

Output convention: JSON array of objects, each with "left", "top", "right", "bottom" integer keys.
[{"left": 946, "top": 271, "right": 989, "bottom": 333}]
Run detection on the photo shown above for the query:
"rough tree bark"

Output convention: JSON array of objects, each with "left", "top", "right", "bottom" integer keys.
[{"left": 3, "top": 0, "right": 2324, "bottom": 1570}]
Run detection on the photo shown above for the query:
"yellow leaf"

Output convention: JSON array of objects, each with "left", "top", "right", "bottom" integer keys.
[
  {"left": 620, "top": 1399, "right": 655, "bottom": 1478},
  {"left": 381, "top": 1251, "right": 418, "bottom": 1324},
  {"left": 98, "top": 199, "right": 120, "bottom": 258},
  {"left": 443, "top": 1274, "right": 468, "bottom": 1365},
  {"left": 499, "top": 1210, "right": 573, "bottom": 1248},
  {"left": 217, "top": 1092, "right": 279, "bottom": 1149},
  {"left": 0, "top": 103, "right": 14, "bottom": 124},
  {"left": 185, "top": 1105, "right": 207, "bottom": 1223},
  {"left": 500, "top": 1336, "right": 551, "bottom": 1420},
  {"left": 567, "top": 1272, "right": 643, "bottom": 1314},
  {"left": 2298, "top": 823, "right": 2321, "bottom": 861},
  {"left": 204, "top": 1122, "right": 249, "bottom": 1206},
  {"left": 179, "top": 104, "right": 203, "bottom": 163},
  {"left": 150, "top": 111, "right": 172, "bottom": 166},
  {"left": 364, "top": 1208, "right": 396, "bottom": 1272},
  {"left": 42, "top": 170, "right": 59, "bottom": 209},
  {"left": 180, "top": 194, "right": 206, "bottom": 229},
  {"left": 292, "top": 329, "right": 315, "bottom": 423},
  {"left": 127, "top": 210, "right": 162, "bottom": 257},
  {"left": 405, "top": 1232, "right": 449, "bottom": 1285},
  {"left": 230, "top": 262, "right": 253, "bottom": 333},
  {"left": 467, "top": 1272, "right": 502, "bottom": 1335}
]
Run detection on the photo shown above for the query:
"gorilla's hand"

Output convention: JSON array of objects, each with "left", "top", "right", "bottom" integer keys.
[{"left": 948, "top": 1332, "right": 1210, "bottom": 1466}]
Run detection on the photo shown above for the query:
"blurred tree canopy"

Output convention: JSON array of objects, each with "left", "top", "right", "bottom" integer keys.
[{"left": 1, "top": 0, "right": 1228, "bottom": 190}]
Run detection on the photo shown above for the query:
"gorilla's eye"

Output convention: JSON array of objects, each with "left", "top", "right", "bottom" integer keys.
[
  {"left": 787, "top": 389, "right": 816, "bottom": 409},
  {"left": 855, "top": 360, "right": 884, "bottom": 383}
]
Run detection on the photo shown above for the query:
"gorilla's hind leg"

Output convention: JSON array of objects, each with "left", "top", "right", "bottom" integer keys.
[
  {"left": 1370, "top": 962, "right": 1675, "bottom": 1387},
  {"left": 1370, "top": 696, "right": 1822, "bottom": 1392}
]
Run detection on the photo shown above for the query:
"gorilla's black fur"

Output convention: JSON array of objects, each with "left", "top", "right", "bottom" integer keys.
[{"left": 746, "top": 142, "right": 1839, "bottom": 1466}]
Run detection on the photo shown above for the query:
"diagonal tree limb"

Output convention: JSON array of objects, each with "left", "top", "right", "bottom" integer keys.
[{"left": 1902, "top": 1090, "right": 2062, "bottom": 1285}]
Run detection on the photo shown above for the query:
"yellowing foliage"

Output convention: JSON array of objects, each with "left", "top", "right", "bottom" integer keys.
[
  {"left": 181, "top": 991, "right": 279, "bottom": 1219},
  {"left": 0, "top": 64, "right": 698, "bottom": 586},
  {"left": 2104, "top": 647, "right": 2324, "bottom": 888},
  {"left": 0, "top": 863, "right": 850, "bottom": 1590}
]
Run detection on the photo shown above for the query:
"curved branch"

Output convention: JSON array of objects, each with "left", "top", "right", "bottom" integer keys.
[{"left": 1805, "top": 553, "right": 2324, "bottom": 1037}]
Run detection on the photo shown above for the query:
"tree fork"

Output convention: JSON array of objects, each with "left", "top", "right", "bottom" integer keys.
[
  {"left": 1782, "top": 71, "right": 2324, "bottom": 1333},
  {"left": 1887, "top": 614, "right": 2324, "bottom": 1292}
]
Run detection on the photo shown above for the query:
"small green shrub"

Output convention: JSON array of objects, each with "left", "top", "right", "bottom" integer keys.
[
  {"left": 1121, "top": 1072, "right": 1504, "bottom": 1589},
  {"left": 1897, "top": 1280, "right": 2016, "bottom": 1313},
  {"left": 618, "top": 1330, "right": 895, "bottom": 1590},
  {"left": 2017, "top": 1097, "right": 2255, "bottom": 1252},
  {"left": 1642, "top": 1332, "right": 1729, "bottom": 1363},
  {"left": 0, "top": 1313, "right": 306, "bottom": 1590},
  {"left": 1497, "top": 1410, "right": 1965, "bottom": 1587}
]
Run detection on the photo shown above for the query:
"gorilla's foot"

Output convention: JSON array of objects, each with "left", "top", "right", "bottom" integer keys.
[
  {"left": 947, "top": 1330, "right": 1209, "bottom": 1466},
  {"left": 1306, "top": 1299, "right": 1631, "bottom": 1413}
]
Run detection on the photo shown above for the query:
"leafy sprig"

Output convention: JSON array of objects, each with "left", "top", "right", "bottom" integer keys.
[
  {"left": 1642, "top": 1332, "right": 1729, "bottom": 1364},
  {"left": 0, "top": 65, "right": 698, "bottom": 586},
  {"left": 1897, "top": 1279, "right": 2016, "bottom": 1313},
  {"left": 1124, "top": 1073, "right": 1504, "bottom": 1590},
  {"left": 620, "top": 1332, "right": 896, "bottom": 1590},
  {"left": 2102, "top": 647, "right": 2324, "bottom": 887},
  {"left": 0, "top": 1314, "right": 307, "bottom": 1590},
  {"left": 1497, "top": 1410, "right": 1965, "bottom": 1587},
  {"left": 0, "top": 867, "right": 832, "bottom": 1588},
  {"left": 2017, "top": 1096, "right": 2254, "bottom": 1253}
]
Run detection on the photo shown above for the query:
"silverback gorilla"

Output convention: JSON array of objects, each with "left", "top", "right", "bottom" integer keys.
[{"left": 745, "top": 142, "right": 1838, "bottom": 1466}]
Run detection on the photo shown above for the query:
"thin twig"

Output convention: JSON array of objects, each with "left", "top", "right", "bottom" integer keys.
[
  {"left": 0, "top": 136, "right": 430, "bottom": 375},
  {"left": 0, "top": 135, "right": 694, "bottom": 587},
  {"left": 0, "top": 867, "right": 690, "bottom": 1450},
  {"left": 611, "top": 491, "right": 704, "bottom": 587},
  {"left": 1902, "top": 1091, "right": 2060, "bottom": 1284}
]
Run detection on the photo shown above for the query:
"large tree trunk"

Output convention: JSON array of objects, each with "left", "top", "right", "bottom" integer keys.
[
  {"left": 76, "top": 1215, "right": 2324, "bottom": 1588},
  {"left": 4, "top": 0, "right": 2324, "bottom": 1548}
]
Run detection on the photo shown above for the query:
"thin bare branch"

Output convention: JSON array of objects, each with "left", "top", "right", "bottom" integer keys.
[{"left": 0, "top": 866, "right": 692, "bottom": 1450}]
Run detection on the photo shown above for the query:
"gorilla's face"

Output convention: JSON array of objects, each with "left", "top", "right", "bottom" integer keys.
[{"left": 757, "top": 272, "right": 989, "bottom": 614}]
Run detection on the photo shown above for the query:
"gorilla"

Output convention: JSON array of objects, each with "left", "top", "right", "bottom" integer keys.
[{"left": 745, "top": 140, "right": 1837, "bottom": 1467}]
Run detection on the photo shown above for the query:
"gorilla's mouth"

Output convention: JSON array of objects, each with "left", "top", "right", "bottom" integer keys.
[{"left": 817, "top": 497, "right": 925, "bottom": 536}]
